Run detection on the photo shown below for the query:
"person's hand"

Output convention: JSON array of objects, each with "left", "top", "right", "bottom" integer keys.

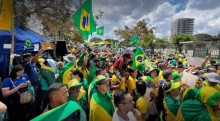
[
  {"left": 132, "top": 108, "right": 142, "bottom": 121},
  {"left": 205, "top": 56, "right": 210, "bottom": 61},
  {"left": 38, "top": 48, "right": 44, "bottom": 55},
  {"left": 18, "top": 82, "right": 29, "bottom": 89}
]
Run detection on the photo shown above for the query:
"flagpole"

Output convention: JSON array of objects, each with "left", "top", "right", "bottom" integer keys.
[{"left": 9, "top": 0, "right": 14, "bottom": 73}]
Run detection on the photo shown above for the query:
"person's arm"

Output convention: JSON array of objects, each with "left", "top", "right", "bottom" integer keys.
[
  {"left": 201, "top": 56, "right": 210, "bottom": 68},
  {"left": 2, "top": 83, "right": 28, "bottom": 97},
  {"left": 81, "top": 51, "right": 89, "bottom": 70},
  {"left": 0, "top": 102, "right": 7, "bottom": 113},
  {"left": 132, "top": 108, "right": 142, "bottom": 121},
  {"left": 118, "top": 60, "right": 124, "bottom": 74},
  {"left": 31, "top": 48, "right": 44, "bottom": 65}
]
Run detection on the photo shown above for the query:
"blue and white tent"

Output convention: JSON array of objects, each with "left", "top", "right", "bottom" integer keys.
[{"left": 0, "top": 25, "right": 54, "bottom": 78}]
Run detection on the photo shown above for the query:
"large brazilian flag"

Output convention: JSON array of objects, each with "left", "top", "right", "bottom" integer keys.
[{"left": 89, "top": 90, "right": 115, "bottom": 121}]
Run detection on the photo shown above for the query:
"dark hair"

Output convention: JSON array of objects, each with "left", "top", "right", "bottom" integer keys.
[
  {"left": 71, "top": 68, "right": 83, "bottom": 81},
  {"left": 48, "top": 83, "right": 66, "bottom": 99},
  {"left": 96, "top": 67, "right": 105, "bottom": 75},
  {"left": 113, "top": 90, "right": 129, "bottom": 107},
  {"left": 9, "top": 65, "right": 24, "bottom": 80},
  {"left": 162, "top": 69, "right": 172, "bottom": 80},
  {"left": 136, "top": 81, "right": 146, "bottom": 96}
]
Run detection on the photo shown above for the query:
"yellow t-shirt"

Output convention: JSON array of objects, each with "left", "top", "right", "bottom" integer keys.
[
  {"left": 151, "top": 77, "right": 160, "bottom": 94},
  {"left": 111, "top": 75, "right": 126, "bottom": 90},
  {"left": 136, "top": 96, "right": 148, "bottom": 114},
  {"left": 127, "top": 76, "right": 137, "bottom": 93},
  {"left": 203, "top": 81, "right": 220, "bottom": 92},
  {"left": 79, "top": 66, "right": 90, "bottom": 79},
  {"left": 159, "top": 71, "right": 165, "bottom": 82}
]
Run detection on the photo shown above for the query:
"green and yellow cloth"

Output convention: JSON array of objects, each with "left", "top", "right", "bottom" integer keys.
[
  {"left": 89, "top": 90, "right": 115, "bottom": 121},
  {"left": 31, "top": 101, "right": 86, "bottom": 121}
]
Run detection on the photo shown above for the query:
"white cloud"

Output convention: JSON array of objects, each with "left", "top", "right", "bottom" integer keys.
[{"left": 91, "top": 0, "right": 220, "bottom": 40}]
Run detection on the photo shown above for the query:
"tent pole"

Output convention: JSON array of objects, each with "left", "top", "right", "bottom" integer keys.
[{"left": 9, "top": 0, "right": 14, "bottom": 74}]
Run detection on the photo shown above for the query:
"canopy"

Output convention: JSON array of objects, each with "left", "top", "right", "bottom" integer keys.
[
  {"left": 0, "top": 25, "right": 53, "bottom": 54},
  {"left": 0, "top": 25, "right": 53, "bottom": 79}
]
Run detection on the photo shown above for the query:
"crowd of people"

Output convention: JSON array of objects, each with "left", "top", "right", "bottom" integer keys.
[{"left": 0, "top": 44, "right": 220, "bottom": 121}]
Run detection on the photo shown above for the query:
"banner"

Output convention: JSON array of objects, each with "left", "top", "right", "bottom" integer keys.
[{"left": 0, "top": 0, "right": 13, "bottom": 30}]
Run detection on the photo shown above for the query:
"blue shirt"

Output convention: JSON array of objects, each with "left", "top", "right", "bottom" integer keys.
[
  {"left": 23, "top": 61, "right": 39, "bottom": 87},
  {"left": 2, "top": 74, "right": 29, "bottom": 93}
]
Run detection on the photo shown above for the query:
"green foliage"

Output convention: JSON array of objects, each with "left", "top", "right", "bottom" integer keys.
[
  {"left": 90, "top": 37, "right": 102, "bottom": 43},
  {"left": 172, "top": 34, "right": 195, "bottom": 52},
  {"left": 172, "top": 34, "right": 195, "bottom": 46},
  {"left": 114, "top": 19, "right": 155, "bottom": 46}
]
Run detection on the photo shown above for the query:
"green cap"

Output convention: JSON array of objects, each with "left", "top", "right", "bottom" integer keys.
[
  {"left": 172, "top": 73, "right": 183, "bottom": 80},
  {"left": 142, "top": 76, "right": 152, "bottom": 83}
]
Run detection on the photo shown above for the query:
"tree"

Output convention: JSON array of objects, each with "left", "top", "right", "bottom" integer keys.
[
  {"left": 172, "top": 34, "right": 195, "bottom": 52},
  {"left": 14, "top": 0, "right": 103, "bottom": 42},
  {"left": 155, "top": 38, "right": 168, "bottom": 49},
  {"left": 114, "top": 19, "right": 156, "bottom": 46},
  {"left": 90, "top": 37, "right": 102, "bottom": 43}
]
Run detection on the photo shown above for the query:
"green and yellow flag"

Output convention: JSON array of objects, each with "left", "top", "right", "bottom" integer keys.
[
  {"left": 132, "top": 47, "right": 146, "bottom": 72},
  {"left": 61, "top": 62, "right": 75, "bottom": 85},
  {"left": 96, "top": 26, "right": 104, "bottom": 35},
  {"left": 31, "top": 101, "right": 86, "bottom": 121},
  {"left": 77, "top": 52, "right": 86, "bottom": 67},
  {"left": 71, "top": 0, "right": 96, "bottom": 40},
  {"left": 129, "top": 34, "right": 139, "bottom": 46},
  {"left": 0, "top": 0, "right": 13, "bottom": 30},
  {"left": 90, "top": 90, "right": 115, "bottom": 121}
]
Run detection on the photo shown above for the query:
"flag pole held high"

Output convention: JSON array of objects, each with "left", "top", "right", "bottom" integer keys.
[{"left": 71, "top": 0, "right": 96, "bottom": 40}]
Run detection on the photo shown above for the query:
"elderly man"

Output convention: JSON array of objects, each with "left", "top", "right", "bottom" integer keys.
[{"left": 89, "top": 75, "right": 115, "bottom": 121}]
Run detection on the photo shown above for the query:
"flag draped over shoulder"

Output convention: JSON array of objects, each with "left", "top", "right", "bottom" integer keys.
[
  {"left": 87, "top": 64, "right": 96, "bottom": 85},
  {"left": 77, "top": 52, "right": 85, "bottom": 67},
  {"left": 129, "top": 34, "right": 139, "bottom": 46},
  {"left": 31, "top": 101, "right": 86, "bottom": 121},
  {"left": 0, "top": 0, "right": 13, "bottom": 30},
  {"left": 71, "top": 0, "right": 96, "bottom": 40},
  {"left": 96, "top": 26, "right": 104, "bottom": 35},
  {"left": 89, "top": 90, "right": 115, "bottom": 121},
  {"left": 132, "top": 47, "right": 146, "bottom": 72},
  {"left": 61, "top": 62, "right": 75, "bottom": 85}
]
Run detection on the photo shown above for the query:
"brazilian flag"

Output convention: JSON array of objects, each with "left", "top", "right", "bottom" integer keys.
[
  {"left": 90, "top": 90, "right": 115, "bottom": 121},
  {"left": 71, "top": 0, "right": 96, "bottom": 40},
  {"left": 59, "top": 62, "right": 75, "bottom": 85},
  {"left": 31, "top": 101, "right": 86, "bottom": 121},
  {"left": 132, "top": 47, "right": 146, "bottom": 72}
]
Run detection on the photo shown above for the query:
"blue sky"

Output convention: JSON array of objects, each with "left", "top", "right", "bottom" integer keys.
[{"left": 90, "top": 0, "right": 220, "bottom": 41}]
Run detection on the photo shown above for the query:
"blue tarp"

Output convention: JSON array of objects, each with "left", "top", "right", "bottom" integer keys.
[
  {"left": 0, "top": 25, "right": 53, "bottom": 79},
  {"left": 0, "top": 25, "right": 53, "bottom": 54}
]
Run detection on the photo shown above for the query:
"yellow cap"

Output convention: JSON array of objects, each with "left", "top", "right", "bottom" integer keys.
[
  {"left": 164, "top": 82, "right": 181, "bottom": 92},
  {"left": 95, "top": 75, "right": 107, "bottom": 85},
  {"left": 68, "top": 79, "right": 82, "bottom": 89}
]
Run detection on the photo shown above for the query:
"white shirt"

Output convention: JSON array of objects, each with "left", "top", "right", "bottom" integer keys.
[{"left": 112, "top": 108, "right": 136, "bottom": 121}]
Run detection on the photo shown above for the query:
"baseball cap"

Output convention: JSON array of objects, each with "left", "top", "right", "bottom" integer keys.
[
  {"left": 94, "top": 75, "right": 107, "bottom": 85},
  {"left": 172, "top": 73, "right": 183, "bottom": 80},
  {"left": 68, "top": 79, "right": 82, "bottom": 90},
  {"left": 63, "top": 54, "right": 75, "bottom": 62},
  {"left": 206, "top": 72, "right": 220, "bottom": 84},
  {"left": 164, "top": 82, "right": 181, "bottom": 92}
]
